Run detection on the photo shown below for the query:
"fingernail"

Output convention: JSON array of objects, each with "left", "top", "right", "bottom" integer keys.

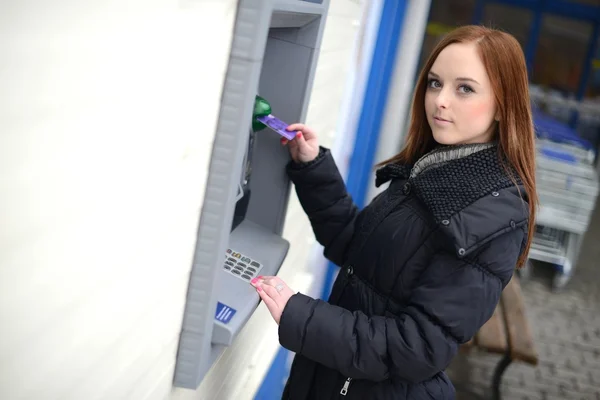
[
  {"left": 257, "top": 276, "right": 263, "bottom": 279},
  {"left": 251, "top": 278, "right": 258, "bottom": 284},
  {"left": 256, "top": 286, "right": 262, "bottom": 292},
  {"left": 296, "top": 132, "right": 302, "bottom": 138},
  {"left": 281, "top": 138, "right": 288, "bottom": 145}
]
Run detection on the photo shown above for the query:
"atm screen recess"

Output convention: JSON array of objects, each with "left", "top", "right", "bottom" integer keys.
[{"left": 173, "top": 0, "right": 330, "bottom": 390}]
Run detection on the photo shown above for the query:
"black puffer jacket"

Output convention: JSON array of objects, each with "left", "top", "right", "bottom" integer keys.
[{"left": 278, "top": 144, "right": 529, "bottom": 399}]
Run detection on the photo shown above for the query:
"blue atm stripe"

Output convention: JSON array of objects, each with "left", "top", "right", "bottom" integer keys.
[{"left": 255, "top": 1, "right": 408, "bottom": 399}]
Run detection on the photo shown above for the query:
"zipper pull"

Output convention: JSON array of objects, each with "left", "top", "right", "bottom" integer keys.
[{"left": 340, "top": 377, "right": 352, "bottom": 396}]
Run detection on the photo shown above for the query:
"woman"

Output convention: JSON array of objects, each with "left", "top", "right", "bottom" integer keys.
[{"left": 251, "top": 25, "right": 537, "bottom": 399}]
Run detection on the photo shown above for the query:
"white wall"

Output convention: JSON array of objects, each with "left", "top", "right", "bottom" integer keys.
[
  {"left": 0, "top": 0, "right": 365, "bottom": 400},
  {"left": 0, "top": 1, "right": 236, "bottom": 400}
]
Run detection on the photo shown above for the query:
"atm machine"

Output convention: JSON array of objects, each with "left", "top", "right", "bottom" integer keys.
[{"left": 173, "top": 0, "right": 331, "bottom": 389}]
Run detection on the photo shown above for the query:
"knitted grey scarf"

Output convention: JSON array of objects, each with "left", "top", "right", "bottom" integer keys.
[{"left": 410, "top": 142, "right": 497, "bottom": 178}]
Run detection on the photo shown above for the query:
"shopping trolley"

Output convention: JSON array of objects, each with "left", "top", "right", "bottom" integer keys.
[{"left": 528, "top": 110, "right": 599, "bottom": 290}]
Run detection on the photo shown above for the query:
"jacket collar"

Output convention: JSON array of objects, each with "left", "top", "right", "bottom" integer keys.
[
  {"left": 375, "top": 144, "right": 528, "bottom": 255},
  {"left": 376, "top": 143, "right": 499, "bottom": 188},
  {"left": 409, "top": 142, "right": 496, "bottom": 179}
]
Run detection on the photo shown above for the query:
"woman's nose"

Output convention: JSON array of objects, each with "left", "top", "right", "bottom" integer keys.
[{"left": 434, "top": 89, "right": 450, "bottom": 109}]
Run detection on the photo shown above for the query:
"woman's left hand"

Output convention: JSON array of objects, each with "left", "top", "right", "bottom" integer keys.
[{"left": 251, "top": 276, "right": 296, "bottom": 324}]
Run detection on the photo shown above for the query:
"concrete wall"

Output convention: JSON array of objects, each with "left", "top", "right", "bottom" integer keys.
[{"left": 0, "top": 1, "right": 235, "bottom": 399}]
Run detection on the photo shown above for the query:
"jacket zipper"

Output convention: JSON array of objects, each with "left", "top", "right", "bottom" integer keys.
[{"left": 340, "top": 377, "right": 352, "bottom": 396}]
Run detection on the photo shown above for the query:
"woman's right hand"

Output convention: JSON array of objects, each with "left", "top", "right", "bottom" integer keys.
[{"left": 283, "top": 123, "right": 320, "bottom": 163}]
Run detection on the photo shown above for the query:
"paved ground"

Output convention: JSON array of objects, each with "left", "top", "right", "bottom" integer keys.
[{"left": 447, "top": 205, "right": 600, "bottom": 399}]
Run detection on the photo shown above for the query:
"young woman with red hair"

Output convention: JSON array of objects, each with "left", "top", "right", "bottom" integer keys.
[{"left": 251, "top": 25, "right": 537, "bottom": 399}]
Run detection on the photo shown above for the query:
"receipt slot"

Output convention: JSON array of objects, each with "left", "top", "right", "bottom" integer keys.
[{"left": 173, "top": 0, "right": 330, "bottom": 389}]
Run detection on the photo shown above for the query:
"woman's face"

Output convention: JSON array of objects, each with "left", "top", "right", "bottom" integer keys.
[{"left": 424, "top": 42, "right": 498, "bottom": 145}]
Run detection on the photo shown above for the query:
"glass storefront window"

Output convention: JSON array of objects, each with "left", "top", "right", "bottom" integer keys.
[
  {"left": 585, "top": 33, "right": 600, "bottom": 98},
  {"left": 481, "top": 3, "right": 532, "bottom": 51},
  {"left": 564, "top": 0, "right": 600, "bottom": 5},
  {"left": 418, "top": 1, "right": 532, "bottom": 71},
  {"left": 418, "top": 0, "right": 476, "bottom": 69},
  {"left": 417, "top": 1, "right": 599, "bottom": 104},
  {"left": 427, "top": 0, "right": 475, "bottom": 26},
  {"left": 531, "top": 14, "right": 593, "bottom": 96}
]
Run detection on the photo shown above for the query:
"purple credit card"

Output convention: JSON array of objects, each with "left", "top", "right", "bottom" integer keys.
[{"left": 256, "top": 114, "right": 297, "bottom": 141}]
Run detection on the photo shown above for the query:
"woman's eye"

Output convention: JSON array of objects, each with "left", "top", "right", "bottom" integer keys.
[
  {"left": 427, "top": 79, "right": 441, "bottom": 89},
  {"left": 458, "top": 85, "right": 474, "bottom": 94}
]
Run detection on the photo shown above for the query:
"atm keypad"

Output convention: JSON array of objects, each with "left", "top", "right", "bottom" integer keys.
[{"left": 223, "top": 248, "right": 263, "bottom": 282}]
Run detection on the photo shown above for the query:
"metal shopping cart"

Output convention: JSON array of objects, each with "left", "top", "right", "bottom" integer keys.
[{"left": 528, "top": 108, "right": 599, "bottom": 290}]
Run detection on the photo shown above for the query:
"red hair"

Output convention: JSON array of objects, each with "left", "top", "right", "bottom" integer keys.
[{"left": 379, "top": 25, "right": 537, "bottom": 268}]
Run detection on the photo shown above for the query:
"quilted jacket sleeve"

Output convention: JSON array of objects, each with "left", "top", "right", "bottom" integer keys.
[
  {"left": 278, "top": 228, "right": 524, "bottom": 383},
  {"left": 286, "top": 146, "right": 359, "bottom": 266}
]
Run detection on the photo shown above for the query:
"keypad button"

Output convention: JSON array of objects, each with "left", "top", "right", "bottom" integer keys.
[{"left": 224, "top": 249, "right": 263, "bottom": 281}]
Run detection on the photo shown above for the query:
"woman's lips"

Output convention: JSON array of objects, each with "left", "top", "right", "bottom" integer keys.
[{"left": 433, "top": 116, "right": 452, "bottom": 125}]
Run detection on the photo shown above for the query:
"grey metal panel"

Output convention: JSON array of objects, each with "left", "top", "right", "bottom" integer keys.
[
  {"left": 269, "top": 18, "right": 321, "bottom": 48},
  {"left": 246, "top": 38, "right": 314, "bottom": 235},
  {"left": 295, "top": 0, "right": 331, "bottom": 120},
  {"left": 211, "top": 219, "right": 289, "bottom": 345},
  {"left": 230, "top": 1, "right": 274, "bottom": 61},
  {"left": 173, "top": 0, "right": 273, "bottom": 389},
  {"left": 270, "top": 11, "right": 320, "bottom": 28},
  {"left": 269, "top": 0, "right": 326, "bottom": 32},
  {"left": 274, "top": 0, "right": 325, "bottom": 12},
  {"left": 174, "top": 0, "right": 332, "bottom": 390},
  {"left": 248, "top": 1, "right": 330, "bottom": 235}
]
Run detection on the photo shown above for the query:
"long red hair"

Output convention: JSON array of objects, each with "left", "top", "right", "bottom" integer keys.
[{"left": 379, "top": 25, "right": 537, "bottom": 268}]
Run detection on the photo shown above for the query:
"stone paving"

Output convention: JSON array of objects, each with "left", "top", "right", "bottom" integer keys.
[{"left": 448, "top": 205, "right": 600, "bottom": 400}]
